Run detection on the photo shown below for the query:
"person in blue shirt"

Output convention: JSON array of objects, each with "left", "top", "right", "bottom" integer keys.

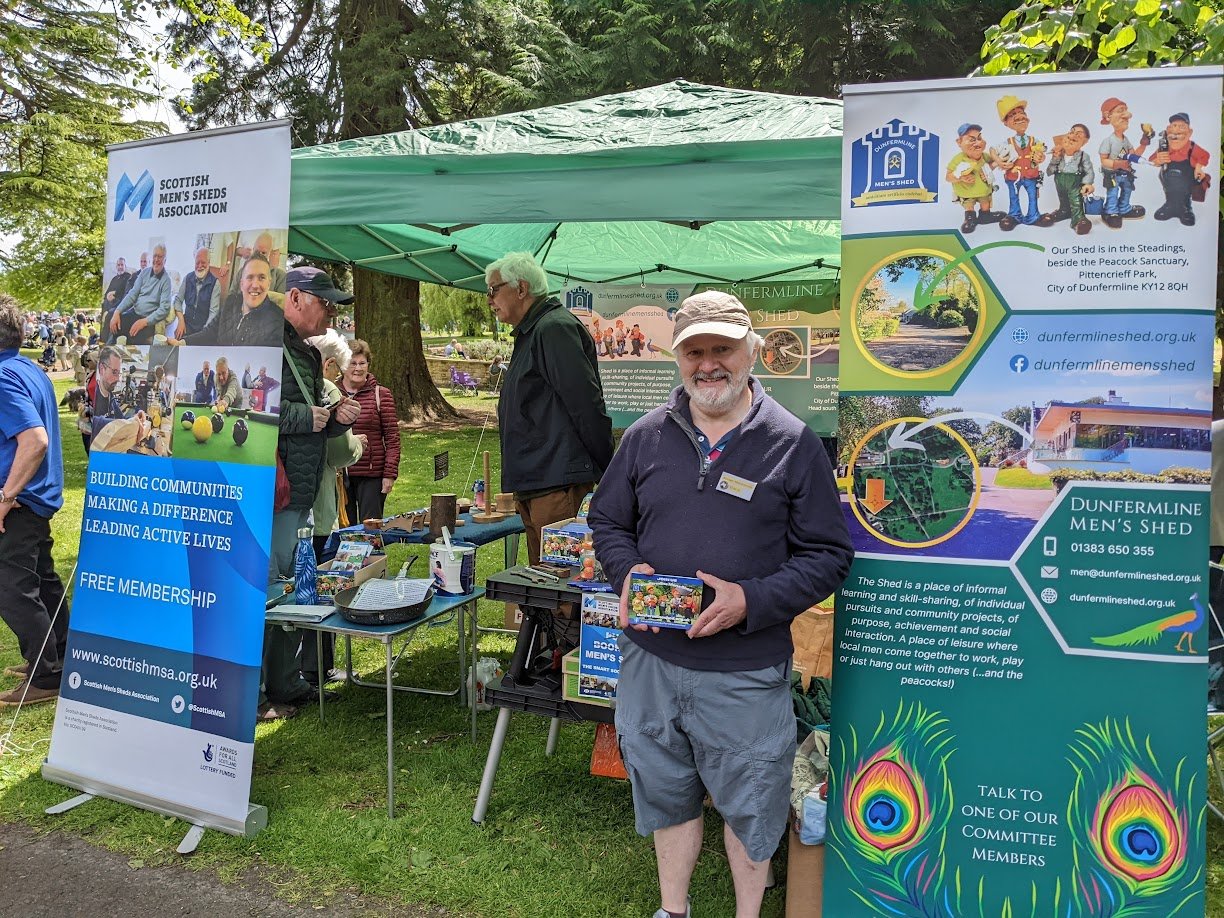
[{"left": 0, "top": 294, "right": 69, "bottom": 706}]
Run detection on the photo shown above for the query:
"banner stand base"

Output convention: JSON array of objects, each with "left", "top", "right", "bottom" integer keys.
[
  {"left": 42, "top": 761, "right": 268, "bottom": 841},
  {"left": 45, "top": 791, "right": 94, "bottom": 815}
]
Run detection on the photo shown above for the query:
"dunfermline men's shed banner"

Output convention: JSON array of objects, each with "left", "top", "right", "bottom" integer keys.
[
  {"left": 563, "top": 279, "right": 839, "bottom": 434},
  {"left": 828, "top": 67, "right": 1220, "bottom": 915},
  {"left": 45, "top": 122, "right": 291, "bottom": 835}
]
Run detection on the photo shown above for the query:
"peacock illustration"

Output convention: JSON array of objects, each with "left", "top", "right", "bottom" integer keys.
[
  {"left": 1065, "top": 718, "right": 1201, "bottom": 917},
  {"left": 829, "top": 701, "right": 955, "bottom": 916},
  {"left": 1090, "top": 593, "right": 1204, "bottom": 654}
]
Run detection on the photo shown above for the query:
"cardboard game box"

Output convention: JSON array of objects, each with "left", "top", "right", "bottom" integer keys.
[
  {"left": 540, "top": 490, "right": 595, "bottom": 566},
  {"left": 627, "top": 572, "right": 702, "bottom": 630}
]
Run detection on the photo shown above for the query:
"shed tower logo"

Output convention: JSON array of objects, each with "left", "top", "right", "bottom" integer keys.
[{"left": 850, "top": 119, "right": 939, "bottom": 207}]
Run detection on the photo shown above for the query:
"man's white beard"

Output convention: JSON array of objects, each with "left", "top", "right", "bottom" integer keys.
[{"left": 683, "top": 367, "right": 750, "bottom": 416}]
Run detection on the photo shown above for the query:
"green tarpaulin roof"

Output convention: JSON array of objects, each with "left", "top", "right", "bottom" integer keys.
[{"left": 289, "top": 81, "right": 843, "bottom": 291}]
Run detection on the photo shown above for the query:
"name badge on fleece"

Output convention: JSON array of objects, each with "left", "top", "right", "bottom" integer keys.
[{"left": 715, "top": 472, "right": 757, "bottom": 501}]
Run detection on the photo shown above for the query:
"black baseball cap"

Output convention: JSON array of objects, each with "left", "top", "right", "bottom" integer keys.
[{"left": 286, "top": 266, "right": 354, "bottom": 305}]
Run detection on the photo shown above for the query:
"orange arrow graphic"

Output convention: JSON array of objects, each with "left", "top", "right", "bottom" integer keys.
[{"left": 860, "top": 478, "right": 892, "bottom": 515}]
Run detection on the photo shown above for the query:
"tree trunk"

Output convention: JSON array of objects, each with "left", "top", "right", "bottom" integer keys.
[
  {"left": 336, "top": 0, "right": 456, "bottom": 421},
  {"left": 353, "top": 271, "right": 457, "bottom": 422}
]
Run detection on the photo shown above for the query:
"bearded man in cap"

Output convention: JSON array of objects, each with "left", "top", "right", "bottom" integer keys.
[{"left": 588, "top": 290, "right": 854, "bottom": 918}]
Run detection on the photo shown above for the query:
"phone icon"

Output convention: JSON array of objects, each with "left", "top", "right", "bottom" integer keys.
[{"left": 1043, "top": 536, "right": 1057, "bottom": 557}]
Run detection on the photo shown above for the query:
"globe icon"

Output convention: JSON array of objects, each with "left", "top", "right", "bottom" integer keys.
[
  {"left": 665, "top": 288, "right": 680, "bottom": 303},
  {"left": 1040, "top": 588, "right": 1058, "bottom": 603},
  {"left": 1011, "top": 327, "right": 1029, "bottom": 343}
]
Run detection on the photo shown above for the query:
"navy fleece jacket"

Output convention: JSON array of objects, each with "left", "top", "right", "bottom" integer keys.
[{"left": 588, "top": 380, "right": 853, "bottom": 671}]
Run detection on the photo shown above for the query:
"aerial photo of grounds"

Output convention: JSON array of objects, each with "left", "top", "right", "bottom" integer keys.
[{"left": 852, "top": 423, "right": 977, "bottom": 545}]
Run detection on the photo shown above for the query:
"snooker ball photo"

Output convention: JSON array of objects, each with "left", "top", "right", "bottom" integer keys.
[
  {"left": 171, "top": 404, "right": 276, "bottom": 466},
  {"left": 192, "top": 414, "right": 213, "bottom": 443}
]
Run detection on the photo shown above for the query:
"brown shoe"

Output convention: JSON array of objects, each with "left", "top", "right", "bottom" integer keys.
[
  {"left": 4, "top": 661, "right": 30, "bottom": 677},
  {"left": 1035, "top": 213, "right": 1057, "bottom": 227},
  {"left": 1074, "top": 219, "right": 1092, "bottom": 235},
  {"left": 1103, "top": 214, "right": 1123, "bottom": 229},
  {"left": 257, "top": 701, "right": 298, "bottom": 721},
  {"left": 0, "top": 681, "right": 59, "bottom": 707}
]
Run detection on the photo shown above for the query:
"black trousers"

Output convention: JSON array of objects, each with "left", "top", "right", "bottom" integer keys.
[
  {"left": 344, "top": 475, "right": 387, "bottom": 527},
  {"left": 0, "top": 505, "right": 70, "bottom": 688},
  {"left": 108, "top": 311, "right": 155, "bottom": 345}
]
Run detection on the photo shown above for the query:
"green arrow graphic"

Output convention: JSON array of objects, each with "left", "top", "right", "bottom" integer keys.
[{"left": 914, "top": 241, "right": 1045, "bottom": 313}]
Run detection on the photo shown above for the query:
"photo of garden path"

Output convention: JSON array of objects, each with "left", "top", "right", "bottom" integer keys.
[{"left": 855, "top": 254, "right": 980, "bottom": 373}]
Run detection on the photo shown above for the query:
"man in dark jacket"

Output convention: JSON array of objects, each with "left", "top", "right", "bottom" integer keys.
[
  {"left": 486, "top": 252, "right": 613, "bottom": 563},
  {"left": 588, "top": 291, "right": 854, "bottom": 918},
  {"left": 260, "top": 266, "right": 359, "bottom": 719},
  {"left": 182, "top": 254, "right": 282, "bottom": 349}
]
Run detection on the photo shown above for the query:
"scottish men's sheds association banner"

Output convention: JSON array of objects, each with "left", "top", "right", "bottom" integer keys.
[
  {"left": 827, "top": 67, "right": 1220, "bottom": 915},
  {"left": 563, "top": 279, "right": 840, "bottom": 434},
  {"left": 45, "top": 122, "right": 291, "bottom": 835}
]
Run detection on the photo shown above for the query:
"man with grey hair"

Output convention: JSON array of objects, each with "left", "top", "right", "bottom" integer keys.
[
  {"left": 108, "top": 243, "right": 172, "bottom": 344},
  {"left": 0, "top": 294, "right": 70, "bottom": 706},
  {"left": 588, "top": 290, "right": 853, "bottom": 918},
  {"left": 212, "top": 357, "right": 241, "bottom": 412},
  {"left": 485, "top": 251, "right": 613, "bottom": 563},
  {"left": 173, "top": 247, "right": 222, "bottom": 338}
]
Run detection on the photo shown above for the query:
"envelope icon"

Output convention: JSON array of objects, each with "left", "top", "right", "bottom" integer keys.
[{"left": 1040, "top": 565, "right": 1059, "bottom": 579}]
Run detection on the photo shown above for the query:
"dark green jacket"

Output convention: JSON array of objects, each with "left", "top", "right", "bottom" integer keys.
[
  {"left": 278, "top": 321, "right": 351, "bottom": 511},
  {"left": 498, "top": 295, "right": 614, "bottom": 494}
]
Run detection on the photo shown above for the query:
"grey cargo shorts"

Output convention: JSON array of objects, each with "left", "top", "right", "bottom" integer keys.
[{"left": 614, "top": 634, "right": 794, "bottom": 862}]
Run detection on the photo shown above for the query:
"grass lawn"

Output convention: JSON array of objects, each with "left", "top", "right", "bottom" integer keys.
[
  {"left": 1, "top": 375, "right": 1221, "bottom": 916},
  {"left": 992, "top": 467, "right": 1053, "bottom": 489}
]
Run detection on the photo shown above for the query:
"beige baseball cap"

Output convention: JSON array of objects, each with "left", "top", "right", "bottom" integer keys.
[{"left": 671, "top": 290, "right": 752, "bottom": 348}]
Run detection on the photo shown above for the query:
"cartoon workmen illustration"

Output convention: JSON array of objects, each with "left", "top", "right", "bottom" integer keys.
[
  {"left": 1044, "top": 123, "right": 1096, "bottom": 235},
  {"left": 1150, "top": 112, "right": 1211, "bottom": 226},
  {"left": 1098, "top": 96, "right": 1153, "bottom": 228},
  {"left": 994, "top": 95, "right": 1050, "bottom": 230},
  {"left": 945, "top": 123, "right": 1002, "bottom": 234}
]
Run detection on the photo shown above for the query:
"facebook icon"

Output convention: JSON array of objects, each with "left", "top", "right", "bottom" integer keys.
[{"left": 1010, "top": 354, "right": 1029, "bottom": 374}]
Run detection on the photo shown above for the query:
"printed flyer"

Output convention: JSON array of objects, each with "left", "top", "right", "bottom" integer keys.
[
  {"left": 45, "top": 122, "right": 291, "bottom": 833},
  {"left": 562, "top": 279, "right": 839, "bottom": 434},
  {"left": 578, "top": 592, "right": 621, "bottom": 700},
  {"left": 827, "top": 67, "right": 1219, "bottom": 916}
]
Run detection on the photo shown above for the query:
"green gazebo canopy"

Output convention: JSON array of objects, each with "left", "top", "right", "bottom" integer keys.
[{"left": 288, "top": 81, "right": 844, "bottom": 291}]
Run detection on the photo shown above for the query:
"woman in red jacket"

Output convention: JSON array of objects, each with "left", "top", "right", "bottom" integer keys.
[{"left": 340, "top": 339, "right": 400, "bottom": 522}]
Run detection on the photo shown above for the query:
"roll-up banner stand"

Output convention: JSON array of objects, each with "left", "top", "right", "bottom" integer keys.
[
  {"left": 829, "top": 67, "right": 1220, "bottom": 915},
  {"left": 44, "top": 121, "right": 292, "bottom": 836}
]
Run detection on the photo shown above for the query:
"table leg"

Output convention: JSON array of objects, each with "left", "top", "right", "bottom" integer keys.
[
  {"left": 458, "top": 601, "right": 467, "bottom": 708},
  {"left": 344, "top": 635, "right": 354, "bottom": 684},
  {"left": 386, "top": 641, "right": 395, "bottom": 818},
  {"left": 316, "top": 631, "right": 325, "bottom": 724},
  {"left": 471, "top": 599, "right": 479, "bottom": 743},
  {"left": 545, "top": 717, "right": 560, "bottom": 756},
  {"left": 472, "top": 706, "right": 512, "bottom": 824},
  {"left": 504, "top": 532, "right": 520, "bottom": 569}
]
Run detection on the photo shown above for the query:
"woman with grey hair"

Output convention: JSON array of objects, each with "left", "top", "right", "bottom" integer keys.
[{"left": 302, "top": 328, "right": 361, "bottom": 685}]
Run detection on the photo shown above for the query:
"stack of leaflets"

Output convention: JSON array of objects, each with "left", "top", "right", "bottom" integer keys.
[
  {"left": 331, "top": 540, "right": 374, "bottom": 571},
  {"left": 627, "top": 572, "right": 703, "bottom": 630},
  {"left": 316, "top": 540, "right": 378, "bottom": 603}
]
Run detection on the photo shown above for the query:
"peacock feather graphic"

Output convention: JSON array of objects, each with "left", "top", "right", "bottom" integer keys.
[
  {"left": 1090, "top": 592, "right": 1204, "bottom": 654},
  {"left": 830, "top": 700, "right": 955, "bottom": 917},
  {"left": 1066, "top": 718, "right": 1202, "bottom": 917}
]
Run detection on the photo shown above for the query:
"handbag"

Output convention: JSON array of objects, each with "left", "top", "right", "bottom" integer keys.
[{"left": 274, "top": 450, "right": 291, "bottom": 511}]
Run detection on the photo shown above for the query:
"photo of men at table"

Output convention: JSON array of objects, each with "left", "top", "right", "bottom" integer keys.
[
  {"left": 89, "top": 344, "right": 178, "bottom": 456},
  {"left": 175, "top": 228, "right": 288, "bottom": 349}
]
